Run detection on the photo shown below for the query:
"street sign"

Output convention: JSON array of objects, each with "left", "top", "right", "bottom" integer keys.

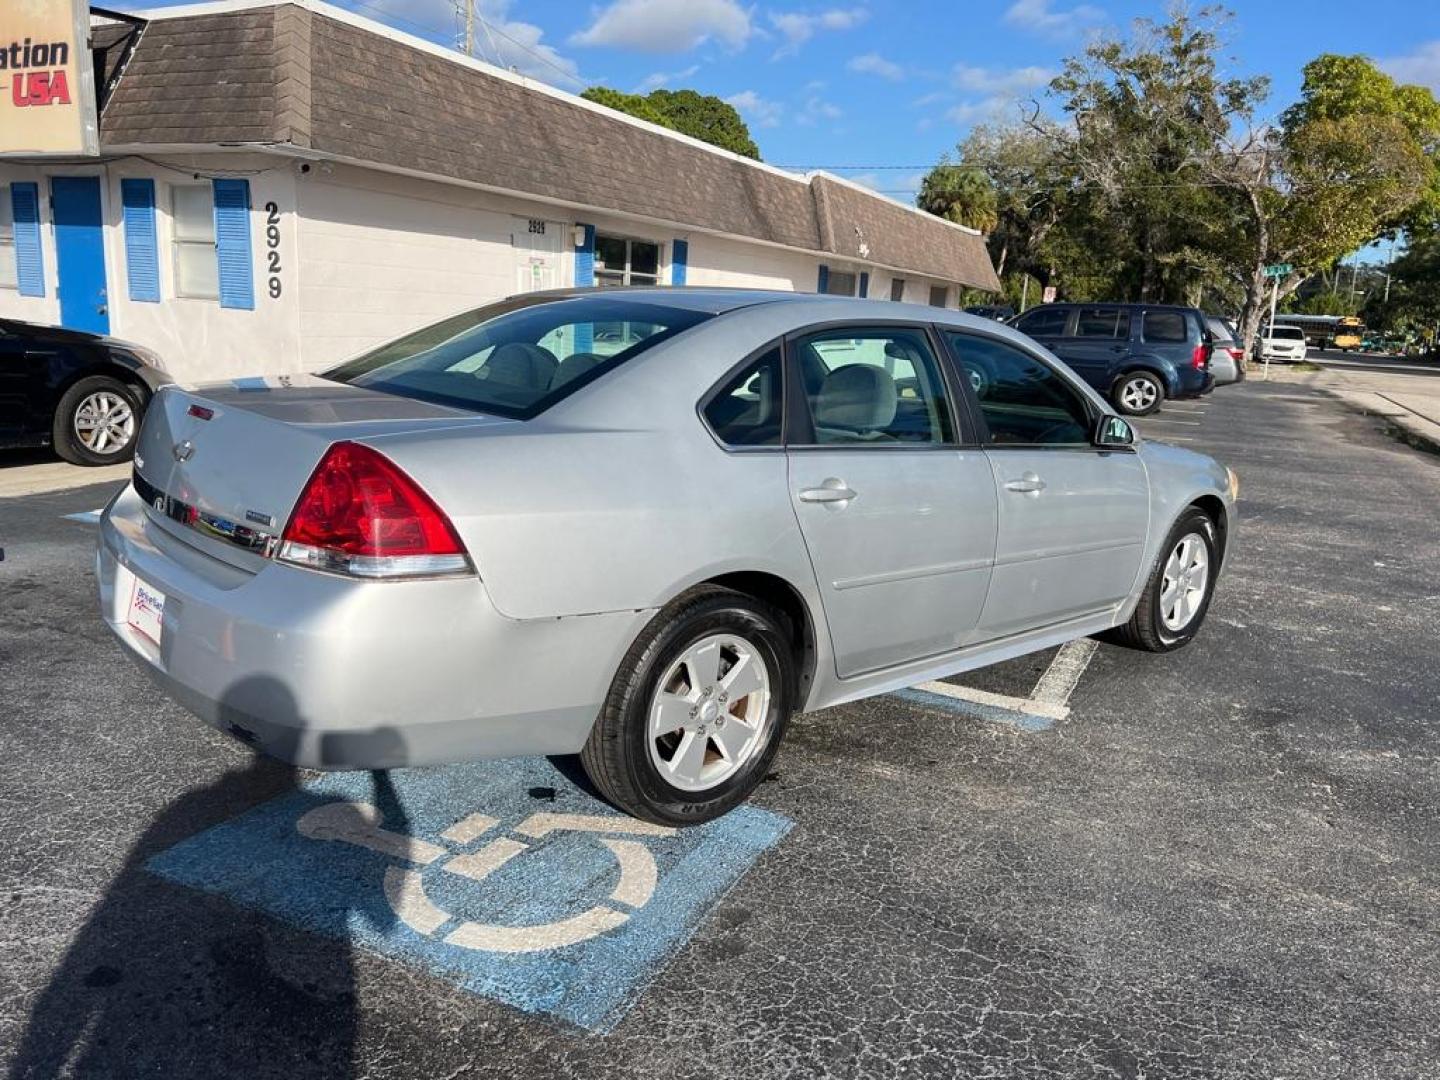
[{"left": 1263, "top": 263, "right": 1292, "bottom": 278}]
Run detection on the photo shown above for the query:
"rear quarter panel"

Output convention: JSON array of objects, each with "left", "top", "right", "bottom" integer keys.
[{"left": 363, "top": 303, "right": 841, "bottom": 622}]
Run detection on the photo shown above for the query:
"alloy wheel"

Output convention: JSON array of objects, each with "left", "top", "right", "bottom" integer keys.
[
  {"left": 73, "top": 391, "right": 136, "bottom": 454},
  {"left": 1160, "top": 532, "right": 1209, "bottom": 632},
  {"left": 647, "top": 633, "right": 772, "bottom": 793},
  {"left": 1120, "top": 377, "right": 1159, "bottom": 413}
]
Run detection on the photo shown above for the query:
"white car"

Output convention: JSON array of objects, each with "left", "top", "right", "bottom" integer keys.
[{"left": 1259, "top": 325, "right": 1308, "bottom": 363}]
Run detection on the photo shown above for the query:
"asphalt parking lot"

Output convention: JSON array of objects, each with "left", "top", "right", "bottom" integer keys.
[{"left": 2, "top": 376, "right": 1438, "bottom": 1079}]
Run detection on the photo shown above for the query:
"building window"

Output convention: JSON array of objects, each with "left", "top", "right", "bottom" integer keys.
[
  {"left": 889, "top": 278, "right": 905, "bottom": 302},
  {"left": 595, "top": 234, "right": 660, "bottom": 287},
  {"left": 0, "top": 188, "right": 15, "bottom": 290},
  {"left": 929, "top": 284, "right": 949, "bottom": 308},
  {"left": 172, "top": 184, "right": 218, "bottom": 299},
  {"left": 823, "top": 269, "right": 858, "bottom": 296}
]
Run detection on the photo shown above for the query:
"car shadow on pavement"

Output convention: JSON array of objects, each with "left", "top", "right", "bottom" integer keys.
[{"left": 6, "top": 679, "right": 408, "bottom": 1079}]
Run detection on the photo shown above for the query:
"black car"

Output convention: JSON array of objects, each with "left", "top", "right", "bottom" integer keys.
[
  {"left": 0, "top": 320, "right": 170, "bottom": 465},
  {"left": 1008, "top": 302, "right": 1214, "bottom": 415}
]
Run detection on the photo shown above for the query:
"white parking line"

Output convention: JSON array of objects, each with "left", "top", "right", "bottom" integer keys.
[
  {"left": 62, "top": 509, "right": 104, "bottom": 524},
  {"left": 906, "top": 636, "right": 1101, "bottom": 726}
]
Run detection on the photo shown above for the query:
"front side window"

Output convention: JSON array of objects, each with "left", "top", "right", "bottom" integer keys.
[
  {"left": 703, "top": 347, "right": 783, "bottom": 447},
  {"left": 928, "top": 285, "right": 949, "bottom": 308},
  {"left": 946, "top": 332, "right": 1092, "bottom": 446},
  {"left": 1142, "top": 310, "right": 1188, "bottom": 344},
  {"left": 595, "top": 234, "right": 660, "bottom": 287},
  {"left": 1013, "top": 306, "right": 1068, "bottom": 337},
  {"left": 325, "top": 295, "right": 710, "bottom": 419},
  {"left": 795, "top": 327, "right": 954, "bottom": 445},
  {"left": 0, "top": 187, "right": 15, "bottom": 289},
  {"left": 172, "top": 184, "right": 217, "bottom": 299},
  {"left": 1075, "top": 307, "right": 1130, "bottom": 338}
]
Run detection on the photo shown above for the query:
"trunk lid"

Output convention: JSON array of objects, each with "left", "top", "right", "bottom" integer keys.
[{"left": 134, "top": 375, "right": 511, "bottom": 570}]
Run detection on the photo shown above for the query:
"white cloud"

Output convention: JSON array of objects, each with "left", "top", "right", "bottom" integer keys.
[
  {"left": 952, "top": 62, "right": 1053, "bottom": 95},
  {"left": 847, "top": 52, "right": 905, "bottom": 81},
  {"left": 726, "top": 89, "right": 784, "bottom": 127},
  {"left": 796, "top": 94, "right": 843, "bottom": 126},
  {"left": 769, "top": 7, "right": 868, "bottom": 57},
  {"left": 571, "top": 0, "right": 751, "bottom": 53},
  {"left": 910, "top": 90, "right": 949, "bottom": 108},
  {"left": 1002, "top": 0, "right": 1105, "bottom": 40},
  {"left": 633, "top": 64, "right": 701, "bottom": 92},
  {"left": 365, "top": 0, "right": 581, "bottom": 84},
  {"left": 946, "top": 95, "right": 1027, "bottom": 126},
  {"left": 1379, "top": 40, "right": 1440, "bottom": 91}
]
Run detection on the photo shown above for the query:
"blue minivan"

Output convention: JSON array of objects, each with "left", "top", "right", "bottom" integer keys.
[{"left": 1009, "top": 303, "right": 1215, "bottom": 415}]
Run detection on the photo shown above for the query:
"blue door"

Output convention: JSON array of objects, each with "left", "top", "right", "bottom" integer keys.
[{"left": 51, "top": 177, "right": 110, "bottom": 335}]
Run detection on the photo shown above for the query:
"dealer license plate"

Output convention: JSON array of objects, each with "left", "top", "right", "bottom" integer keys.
[{"left": 127, "top": 576, "right": 166, "bottom": 646}]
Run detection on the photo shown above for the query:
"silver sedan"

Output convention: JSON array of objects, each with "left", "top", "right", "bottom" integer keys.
[{"left": 97, "top": 289, "right": 1237, "bottom": 824}]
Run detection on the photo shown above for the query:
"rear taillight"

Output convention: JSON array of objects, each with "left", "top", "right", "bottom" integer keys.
[
  {"left": 1191, "top": 344, "right": 1208, "bottom": 370},
  {"left": 1227, "top": 347, "right": 1244, "bottom": 362},
  {"left": 278, "top": 441, "right": 472, "bottom": 579}
]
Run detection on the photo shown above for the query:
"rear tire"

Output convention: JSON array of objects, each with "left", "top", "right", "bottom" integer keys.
[
  {"left": 581, "top": 586, "right": 795, "bottom": 826},
  {"left": 1112, "top": 371, "right": 1164, "bottom": 416},
  {"left": 52, "top": 375, "right": 142, "bottom": 466},
  {"left": 1108, "top": 508, "right": 1218, "bottom": 652}
]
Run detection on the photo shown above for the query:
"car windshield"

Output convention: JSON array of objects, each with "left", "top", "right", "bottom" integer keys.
[
  {"left": 323, "top": 295, "right": 712, "bottom": 418},
  {"left": 1206, "top": 316, "right": 1237, "bottom": 341},
  {"left": 1270, "top": 327, "right": 1305, "bottom": 340}
]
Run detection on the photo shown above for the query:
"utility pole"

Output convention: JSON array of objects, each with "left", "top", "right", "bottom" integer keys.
[{"left": 457, "top": 0, "right": 473, "bottom": 57}]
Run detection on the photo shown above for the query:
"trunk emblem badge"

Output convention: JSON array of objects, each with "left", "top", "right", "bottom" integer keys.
[{"left": 173, "top": 440, "right": 195, "bottom": 462}]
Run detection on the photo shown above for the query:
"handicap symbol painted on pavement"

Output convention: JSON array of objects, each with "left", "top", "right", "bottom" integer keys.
[{"left": 147, "top": 758, "right": 791, "bottom": 1032}]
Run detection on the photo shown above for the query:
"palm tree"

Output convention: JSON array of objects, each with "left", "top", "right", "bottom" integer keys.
[{"left": 917, "top": 162, "right": 1000, "bottom": 233}]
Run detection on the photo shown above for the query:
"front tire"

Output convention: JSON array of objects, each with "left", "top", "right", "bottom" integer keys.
[
  {"left": 1109, "top": 508, "right": 1219, "bottom": 652},
  {"left": 581, "top": 586, "right": 795, "bottom": 826},
  {"left": 1112, "top": 371, "right": 1165, "bottom": 416},
  {"left": 53, "top": 376, "right": 142, "bottom": 466}
]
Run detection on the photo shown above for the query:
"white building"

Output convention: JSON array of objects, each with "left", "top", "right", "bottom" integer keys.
[{"left": 0, "top": 0, "right": 1000, "bottom": 384}]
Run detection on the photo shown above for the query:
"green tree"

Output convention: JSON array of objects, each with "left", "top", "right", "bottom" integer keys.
[
  {"left": 580, "top": 86, "right": 760, "bottom": 159},
  {"left": 916, "top": 160, "right": 999, "bottom": 232}
]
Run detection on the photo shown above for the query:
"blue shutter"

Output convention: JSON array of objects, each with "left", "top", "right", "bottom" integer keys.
[
  {"left": 671, "top": 239, "right": 688, "bottom": 286},
  {"left": 574, "top": 223, "right": 595, "bottom": 286},
  {"left": 858, "top": 271, "right": 869, "bottom": 298},
  {"left": 817, "top": 265, "right": 829, "bottom": 294},
  {"left": 575, "top": 223, "right": 595, "bottom": 352},
  {"left": 212, "top": 178, "right": 254, "bottom": 310},
  {"left": 121, "top": 179, "right": 160, "bottom": 303},
  {"left": 11, "top": 183, "right": 45, "bottom": 297}
]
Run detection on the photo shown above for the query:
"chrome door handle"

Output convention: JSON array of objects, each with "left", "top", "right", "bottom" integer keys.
[
  {"left": 1004, "top": 472, "right": 1046, "bottom": 494},
  {"left": 798, "top": 479, "right": 856, "bottom": 504}
]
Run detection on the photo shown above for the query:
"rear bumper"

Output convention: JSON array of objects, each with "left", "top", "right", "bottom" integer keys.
[
  {"left": 1172, "top": 371, "right": 1214, "bottom": 399},
  {"left": 97, "top": 484, "right": 651, "bottom": 770}
]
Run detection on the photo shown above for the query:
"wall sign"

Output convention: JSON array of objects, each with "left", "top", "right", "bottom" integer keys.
[{"left": 0, "top": 0, "right": 99, "bottom": 156}]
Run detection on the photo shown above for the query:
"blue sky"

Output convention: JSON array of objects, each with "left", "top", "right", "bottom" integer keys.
[{"left": 146, "top": 0, "right": 1440, "bottom": 211}]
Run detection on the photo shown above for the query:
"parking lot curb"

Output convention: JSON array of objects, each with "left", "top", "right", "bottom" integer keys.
[{"left": 1321, "top": 387, "right": 1440, "bottom": 456}]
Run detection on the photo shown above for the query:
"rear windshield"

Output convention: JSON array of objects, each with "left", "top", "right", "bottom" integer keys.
[
  {"left": 324, "top": 295, "right": 712, "bottom": 418},
  {"left": 1205, "top": 316, "right": 1237, "bottom": 341}
]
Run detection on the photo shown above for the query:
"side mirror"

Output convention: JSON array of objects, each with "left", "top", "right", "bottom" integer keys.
[{"left": 1095, "top": 414, "right": 1135, "bottom": 447}]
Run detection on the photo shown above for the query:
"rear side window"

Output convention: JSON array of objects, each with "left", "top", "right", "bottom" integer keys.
[
  {"left": 1013, "top": 306, "right": 1068, "bottom": 337},
  {"left": 324, "top": 296, "right": 711, "bottom": 419},
  {"left": 1142, "top": 310, "right": 1189, "bottom": 344},
  {"left": 1075, "top": 308, "right": 1130, "bottom": 338},
  {"left": 794, "top": 327, "right": 955, "bottom": 445},
  {"left": 703, "top": 348, "right": 783, "bottom": 447}
]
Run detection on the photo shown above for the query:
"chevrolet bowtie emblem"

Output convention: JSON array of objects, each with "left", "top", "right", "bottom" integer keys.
[{"left": 173, "top": 440, "right": 195, "bottom": 462}]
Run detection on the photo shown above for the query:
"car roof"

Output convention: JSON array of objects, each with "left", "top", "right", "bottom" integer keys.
[
  {"left": 1020, "top": 301, "right": 1201, "bottom": 313},
  {"left": 518, "top": 285, "right": 858, "bottom": 315}
]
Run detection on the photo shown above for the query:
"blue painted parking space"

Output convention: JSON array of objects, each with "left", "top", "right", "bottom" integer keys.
[{"left": 147, "top": 758, "right": 791, "bottom": 1032}]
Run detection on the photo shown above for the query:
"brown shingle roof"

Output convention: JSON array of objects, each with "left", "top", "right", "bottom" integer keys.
[{"left": 97, "top": 2, "right": 997, "bottom": 291}]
